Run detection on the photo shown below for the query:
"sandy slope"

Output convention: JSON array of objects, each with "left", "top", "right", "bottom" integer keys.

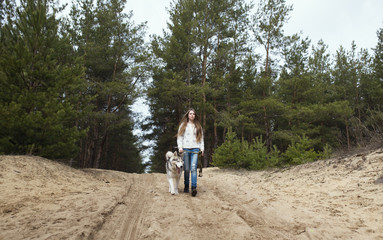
[{"left": 1, "top": 149, "right": 383, "bottom": 240}]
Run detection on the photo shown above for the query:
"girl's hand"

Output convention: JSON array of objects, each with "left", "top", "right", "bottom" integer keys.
[
  {"left": 179, "top": 148, "right": 183, "bottom": 153},
  {"left": 201, "top": 151, "right": 204, "bottom": 156}
]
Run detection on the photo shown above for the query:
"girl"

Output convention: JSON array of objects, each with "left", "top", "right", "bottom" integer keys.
[{"left": 177, "top": 109, "right": 204, "bottom": 197}]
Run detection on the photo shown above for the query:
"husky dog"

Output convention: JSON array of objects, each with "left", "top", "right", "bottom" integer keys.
[{"left": 166, "top": 151, "right": 184, "bottom": 195}]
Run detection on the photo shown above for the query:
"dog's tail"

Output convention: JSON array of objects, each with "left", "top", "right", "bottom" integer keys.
[{"left": 165, "top": 151, "right": 173, "bottom": 161}]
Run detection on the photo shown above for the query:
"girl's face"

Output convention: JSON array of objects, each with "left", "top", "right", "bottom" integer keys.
[{"left": 188, "top": 110, "right": 196, "bottom": 122}]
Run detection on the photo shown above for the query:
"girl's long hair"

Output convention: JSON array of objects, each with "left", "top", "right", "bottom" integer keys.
[{"left": 177, "top": 109, "right": 203, "bottom": 143}]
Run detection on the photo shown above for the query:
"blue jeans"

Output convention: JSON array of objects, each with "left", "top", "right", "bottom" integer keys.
[{"left": 183, "top": 148, "right": 199, "bottom": 188}]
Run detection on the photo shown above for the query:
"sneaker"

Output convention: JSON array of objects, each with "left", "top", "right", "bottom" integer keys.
[
  {"left": 191, "top": 187, "right": 197, "bottom": 197},
  {"left": 184, "top": 187, "right": 189, "bottom": 193}
]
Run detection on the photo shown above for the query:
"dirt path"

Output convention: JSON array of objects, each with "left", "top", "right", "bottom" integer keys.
[
  {"left": 89, "top": 171, "right": 298, "bottom": 240},
  {"left": 1, "top": 150, "right": 383, "bottom": 240},
  {"left": 91, "top": 173, "right": 154, "bottom": 239}
]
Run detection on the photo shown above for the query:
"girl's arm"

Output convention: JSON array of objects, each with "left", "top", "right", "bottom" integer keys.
[
  {"left": 200, "top": 130, "right": 204, "bottom": 156},
  {"left": 177, "top": 124, "right": 184, "bottom": 152}
]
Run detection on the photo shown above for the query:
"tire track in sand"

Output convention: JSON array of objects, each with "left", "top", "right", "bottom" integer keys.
[
  {"left": 90, "top": 174, "right": 154, "bottom": 240},
  {"left": 90, "top": 169, "right": 302, "bottom": 240}
]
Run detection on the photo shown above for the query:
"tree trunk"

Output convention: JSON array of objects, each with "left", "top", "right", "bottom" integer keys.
[
  {"left": 202, "top": 42, "right": 207, "bottom": 128},
  {"left": 263, "top": 31, "right": 272, "bottom": 150},
  {"left": 346, "top": 118, "right": 350, "bottom": 150},
  {"left": 214, "top": 101, "right": 218, "bottom": 149},
  {"left": 263, "top": 105, "right": 271, "bottom": 150},
  {"left": 187, "top": 42, "right": 192, "bottom": 108}
]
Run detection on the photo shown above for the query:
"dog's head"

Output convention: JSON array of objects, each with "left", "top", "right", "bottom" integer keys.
[{"left": 166, "top": 151, "right": 184, "bottom": 174}]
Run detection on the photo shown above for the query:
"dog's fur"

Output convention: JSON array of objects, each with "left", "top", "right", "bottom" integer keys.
[{"left": 166, "top": 151, "right": 184, "bottom": 195}]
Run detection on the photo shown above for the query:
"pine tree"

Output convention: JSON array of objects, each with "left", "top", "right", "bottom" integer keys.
[
  {"left": 252, "top": 0, "right": 293, "bottom": 150},
  {"left": 371, "top": 27, "right": 383, "bottom": 109},
  {"left": 69, "top": 0, "right": 148, "bottom": 169},
  {"left": 0, "top": 0, "right": 87, "bottom": 158},
  {"left": 145, "top": 0, "right": 199, "bottom": 172},
  {"left": 204, "top": 0, "right": 252, "bottom": 166},
  {"left": 147, "top": 0, "right": 252, "bottom": 172},
  {"left": 308, "top": 40, "right": 333, "bottom": 104},
  {"left": 361, "top": 27, "right": 383, "bottom": 142}
]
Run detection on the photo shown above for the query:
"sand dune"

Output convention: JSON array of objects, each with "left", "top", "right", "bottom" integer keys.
[{"left": 1, "top": 149, "right": 382, "bottom": 239}]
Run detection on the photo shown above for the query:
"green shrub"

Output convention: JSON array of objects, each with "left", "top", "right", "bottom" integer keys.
[
  {"left": 212, "top": 128, "right": 244, "bottom": 169},
  {"left": 213, "top": 131, "right": 331, "bottom": 169},
  {"left": 246, "top": 136, "right": 279, "bottom": 170},
  {"left": 283, "top": 135, "right": 320, "bottom": 165},
  {"left": 213, "top": 128, "right": 281, "bottom": 170},
  {"left": 318, "top": 144, "right": 332, "bottom": 160}
]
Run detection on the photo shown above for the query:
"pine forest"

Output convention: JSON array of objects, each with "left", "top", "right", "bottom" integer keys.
[{"left": 1, "top": 0, "right": 383, "bottom": 173}]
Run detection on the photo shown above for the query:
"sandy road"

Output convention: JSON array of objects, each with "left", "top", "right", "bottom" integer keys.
[
  {"left": 89, "top": 170, "right": 299, "bottom": 240},
  {"left": 1, "top": 156, "right": 297, "bottom": 240},
  {"left": 2, "top": 151, "right": 382, "bottom": 240},
  {"left": 90, "top": 174, "right": 153, "bottom": 239}
]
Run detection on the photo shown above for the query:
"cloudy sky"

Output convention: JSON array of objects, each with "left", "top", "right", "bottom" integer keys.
[{"left": 126, "top": 0, "right": 383, "bottom": 54}]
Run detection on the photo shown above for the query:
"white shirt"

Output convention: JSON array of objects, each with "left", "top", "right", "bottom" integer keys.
[{"left": 177, "top": 122, "right": 204, "bottom": 151}]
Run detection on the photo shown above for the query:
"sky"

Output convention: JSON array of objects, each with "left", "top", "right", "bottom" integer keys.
[{"left": 126, "top": 0, "right": 383, "bottom": 54}]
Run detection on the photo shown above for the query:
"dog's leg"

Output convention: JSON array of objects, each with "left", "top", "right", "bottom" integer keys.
[
  {"left": 173, "top": 177, "right": 180, "bottom": 195},
  {"left": 169, "top": 178, "right": 176, "bottom": 195},
  {"left": 167, "top": 175, "right": 172, "bottom": 193},
  {"left": 175, "top": 176, "right": 180, "bottom": 194}
]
